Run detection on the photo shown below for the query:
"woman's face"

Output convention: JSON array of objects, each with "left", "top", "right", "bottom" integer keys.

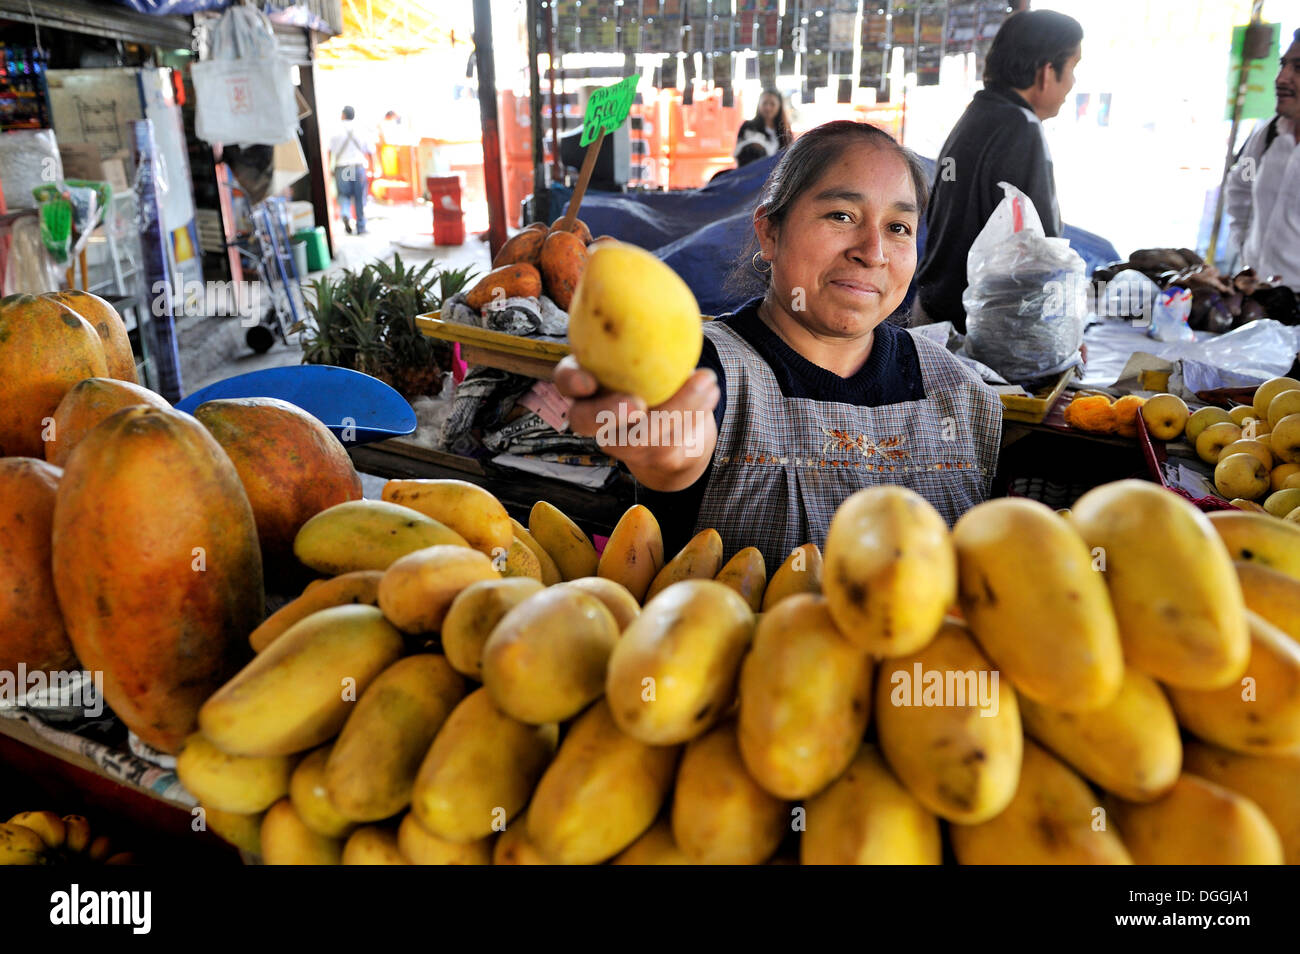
[
  {"left": 756, "top": 144, "right": 919, "bottom": 339},
  {"left": 758, "top": 94, "right": 780, "bottom": 122}
]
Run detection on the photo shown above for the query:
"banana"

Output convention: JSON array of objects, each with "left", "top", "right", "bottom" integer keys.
[
  {"left": 825, "top": 486, "right": 956, "bottom": 658},
  {"left": 528, "top": 500, "right": 598, "bottom": 581},
  {"left": 7, "top": 811, "right": 65, "bottom": 850},
  {"left": 293, "top": 499, "right": 469, "bottom": 574},
  {"left": 761, "top": 543, "right": 823, "bottom": 610},
  {"left": 61, "top": 815, "right": 92, "bottom": 854},
  {"left": 249, "top": 570, "right": 383, "bottom": 653},
  {"left": 714, "top": 546, "right": 767, "bottom": 611},
  {"left": 382, "top": 478, "right": 513, "bottom": 557},
  {"left": 509, "top": 518, "right": 562, "bottom": 585},
  {"left": 644, "top": 528, "right": 723, "bottom": 602},
  {"left": 1207, "top": 510, "right": 1300, "bottom": 581},
  {"left": 596, "top": 504, "right": 665, "bottom": 603},
  {"left": 0, "top": 822, "right": 47, "bottom": 865}
]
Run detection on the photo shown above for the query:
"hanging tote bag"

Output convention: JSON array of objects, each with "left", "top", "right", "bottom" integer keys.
[{"left": 191, "top": 6, "right": 299, "bottom": 146}]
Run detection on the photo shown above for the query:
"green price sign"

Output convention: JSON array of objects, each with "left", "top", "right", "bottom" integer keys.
[
  {"left": 581, "top": 75, "right": 639, "bottom": 147},
  {"left": 1225, "top": 23, "right": 1281, "bottom": 121}
]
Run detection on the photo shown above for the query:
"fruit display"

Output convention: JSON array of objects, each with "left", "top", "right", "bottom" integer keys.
[
  {"left": 467, "top": 216, "right": 597, "bottom": 315},
  {"left": 60, "top": 473, "right": 1277, "bottom": 865},
  {"left": 1062, "top": 392, "right": 1145, "bottom": 437}
]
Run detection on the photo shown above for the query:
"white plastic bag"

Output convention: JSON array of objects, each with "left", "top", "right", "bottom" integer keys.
[
  {"left": 0, "top": 129, "right": 62, "bottom": 209},
  {"left": 962, "top": 182, "right": 1087, "bottom": 383},
  {"left": 1148, "top": 287, "right": 1194, "bottom": 343},
  {"left": 191, "top": 6, "right": 298, "bottom": 146}
]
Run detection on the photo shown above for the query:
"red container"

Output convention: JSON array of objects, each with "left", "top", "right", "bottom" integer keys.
[{"left": 427, "top": 175, "right": 465, "bottom": 246}]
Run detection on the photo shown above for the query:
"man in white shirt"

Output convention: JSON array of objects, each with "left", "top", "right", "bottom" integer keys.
[
  {"left": 1226, "top": 30, "right": 1300, "bottom": 292},
  {"left": 329, "top": 106, "right": 374, "bottom": 235}
]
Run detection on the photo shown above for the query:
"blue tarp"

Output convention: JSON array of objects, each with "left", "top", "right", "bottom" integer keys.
[
  {"left": 111, "top": 0, "right": 230, "bottom": 13},
  {"left": 549, "top": 154, "right": 1121, "bottom": 317}
]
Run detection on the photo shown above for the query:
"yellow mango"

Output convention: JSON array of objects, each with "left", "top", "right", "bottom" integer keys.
[
  {"left": 442, "top": 577, "right": 545, "bottom": 679},
  {"left": 528, "top": 500, "right": 598, "bottom": 581},
  {"left": 325, "top": 655, "right": 466, "bottom": 821},
  {"left": 481, "top": 587, "right": 619, "bottom": 724},
  {"left": 824, "top": 486, "right": 956, "bottom": 657},
  {"left": 1183, "top": 742, "right": 1300, "bottom": 865},
  {"left": 554, "top": 576, "right": 640, "bottom": 631},
  {"left": 761, "top": 543, "right": 823, "bottom": 610},
  {"left": 1206, "top": 508, "right": 1300, "bottom": 581},
  {"left": 736, "top": 594, "right": 872, "bottom": 799},
  {"left": 492, "top": 811, "right": 552, "bottom": 865},
  {"left": 199, "top": 605, "right": 404, "bottom": 757},
  {"left": 249, "top": 571, "right": 383, "bottom": 653},
  {"left": 671, "top": 721, "right": 787, "bottom": 865},
  {"left": 202, "top": 806, "right": 264, "bottom": 855},
  {"left": 410, "top": 688, "right": 556, "bottom": 843},
  {"left": 954, "top": 497, "right": 1123, "bottom": 710},
  {"left": 714, "top": 546, "right": 767, "bottom": 611},
  {"left": 645, "top": 528, "right": 724, "bottom": 602},
  {"left": 509, "top": 518, "right": 562, "bottom": 585},
  {"left": 396, "top": 813, "right": 491, "bottom": 865},
  {"left": 381, "top": 478, "right": 512, "bottom": 557},
  {"left": 289, "top": 747, "right": 356, "bottom": 839},
  {"left": 875, "top": 621, "right": 1022, "bottom": 824},
  {"left": 260, "top": 798, "right": 342, "bottom": 865},
  {"left": 342, "top": 826, "right": 409, "bottom": 865},
  {"left": 611, "top": 820, "right": 693, "bottom": 865},
  {"left": 606, "top": 579, "right": 755, "bottom": 745},
  {"left": 1166, "top": 610, "right": 1300, "bottom": 756},
  {"left": 293, "top": 499, "right": 468, "bottom": 574},
  {"left": 801, "top": 744, "right": 941, "bottom": 865},
  {"left": 500, "top": 537, "right": 542, "bottom": 580},
  {"left": 1019, "top": 666, "right": 1181, "bottom": 802},
  {"left": 175, "top": 732, "right": 295, "bottom": 814},
  {"left": 1107, "top": 774, "right": 1283, "bottom": 864},
  {"left": 596, "top": 504, "right": 664, "bottom": 603},
  {"left": 567, "top": 241, "right": 703, "bottom": 407},
  {"left": 1234, "top": 560, "right": 1300, "bottom": 641},
  {"left": 951, "top": 741, "right": 1132, "bottom": 865},
  {"left": 527, "top": 700, "right": 679, "bottom": 864},
  {"left": 1070, "top": 480, "right": 1250, "bottom": 690},
  {"left": 377, "top": 545, "right": 499, "bottom": 634}
]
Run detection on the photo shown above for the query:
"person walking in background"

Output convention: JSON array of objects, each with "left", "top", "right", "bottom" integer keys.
[
  {"left": 329, "top": 106, "right": 374, "bottom": 235},
  {"left": 1226, "top": 29, "right": 1300, "bottom": 293},
  {"left": 734, "top": 89, "right": 793, "bottom": 160},
  {"left": 915, "top": 10, "right": 1083, "bottom": 331}
]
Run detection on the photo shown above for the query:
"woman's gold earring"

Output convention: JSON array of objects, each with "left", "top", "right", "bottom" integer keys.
[{"left": 752, "top": 251, "right": 772, "bottom": 274}]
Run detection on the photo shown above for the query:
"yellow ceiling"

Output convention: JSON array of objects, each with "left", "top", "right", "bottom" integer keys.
[{"left": 317, "top": 0, "right": 473, "bottom": 66}]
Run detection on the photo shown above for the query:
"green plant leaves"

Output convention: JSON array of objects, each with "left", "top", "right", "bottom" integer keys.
[{"left": 296, "top": 254, "right": 480, "bottom": 398}]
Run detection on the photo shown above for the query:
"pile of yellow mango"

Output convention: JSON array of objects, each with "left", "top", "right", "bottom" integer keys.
[{"left": 176, "top": 477, "right": 1300, "bottom": 865}]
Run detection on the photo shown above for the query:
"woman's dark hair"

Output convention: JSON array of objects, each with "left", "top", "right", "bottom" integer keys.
[
  {"left": 983, "top": 10, "right": 1083, "bottom": 90},
  {"left": 736, "top": 142, "right": 768, "bottom": 167},
  {"left": 750, "top": 89, "right": 793, "bottom": 149},
  {"left": 726, "top": 121, "right": 929, "bottom": 300}
]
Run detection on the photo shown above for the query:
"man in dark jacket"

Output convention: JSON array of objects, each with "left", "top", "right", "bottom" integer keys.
[{"left": 916, "top": 10, "right": 1083, "bottom": 331}]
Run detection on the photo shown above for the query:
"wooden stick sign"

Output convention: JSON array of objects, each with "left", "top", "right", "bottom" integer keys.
[{"left": 558, "top": 74, "right": 639, "bottom": 231}]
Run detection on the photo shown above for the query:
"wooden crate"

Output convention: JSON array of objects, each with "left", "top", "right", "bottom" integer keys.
[{"left": 1000, "top": 368, "right": 1074, "bottom": 424}]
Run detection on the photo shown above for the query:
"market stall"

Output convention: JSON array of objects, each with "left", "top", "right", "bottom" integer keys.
[{"left": 5, "top": 2, "right": 1300, "bottom": 893}]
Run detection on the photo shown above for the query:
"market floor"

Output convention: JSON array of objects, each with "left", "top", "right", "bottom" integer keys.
[{"left": 183, "top": 200, "right": 493, "bottom": 395}]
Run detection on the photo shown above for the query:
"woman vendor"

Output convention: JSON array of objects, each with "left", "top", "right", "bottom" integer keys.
[{"left": 555, "top": 121, "right": 1003, "bottom": 568}]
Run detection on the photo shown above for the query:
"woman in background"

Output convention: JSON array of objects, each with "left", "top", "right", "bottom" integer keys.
[{"left": 734, "top": 90, "right": 793, "bottom": 160}]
